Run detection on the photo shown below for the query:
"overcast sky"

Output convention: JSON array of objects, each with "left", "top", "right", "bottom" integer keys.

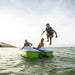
[{"left": 0, "top": 0, "right": 75, "bottom": 47}]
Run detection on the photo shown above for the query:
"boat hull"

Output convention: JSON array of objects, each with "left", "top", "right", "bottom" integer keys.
[
  {"left": 21, "top": 46, "right": 53, "bottom": 58},
  {"left": 21, "top": 51, "right": 40, "bottom": 58}
]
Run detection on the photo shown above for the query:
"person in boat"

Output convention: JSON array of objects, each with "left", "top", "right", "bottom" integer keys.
[
  {"left": 33, "top": 38, "right": 44, "bottom": 49},
  {"left": 21, "top": 40, "right": 32, "bottom": 49},
  {"left": 41, "top": 23, "right": 58, "bottom": 45}
]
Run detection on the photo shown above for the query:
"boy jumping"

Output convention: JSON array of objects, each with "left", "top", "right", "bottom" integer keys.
[{"left": 41, "top": 23, "right": 58, "bottom": 45}]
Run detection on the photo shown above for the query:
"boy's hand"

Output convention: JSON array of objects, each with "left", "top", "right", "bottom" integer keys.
[
  {"left": 31, "top": 44, "right": 32, "bottom": 46},
  {"left": 41, "top": 31, "right": 45, "bottom": 35},
  {"left": 56, "top": 35, "right": 58, "bottom": 38}
]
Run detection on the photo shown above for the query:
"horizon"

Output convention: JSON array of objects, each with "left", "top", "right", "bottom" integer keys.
[
  {"left": 0, "top": 41, "right": 75, "bottom": 48},
  {"left": 0, "top": 0, "right": 75, "bottom": 47}
]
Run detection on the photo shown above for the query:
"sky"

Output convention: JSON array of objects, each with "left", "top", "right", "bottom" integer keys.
[{"left": 0, "top": 0, "right": 75, "bottom": 47}]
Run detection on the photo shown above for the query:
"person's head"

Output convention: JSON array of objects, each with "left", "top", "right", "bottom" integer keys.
[
  {"left": 46, "top": 23, "right": 50, "bottom": 28},
  {"left": 25, "top": 40, "right": 28, "bottom": 43},
  {"left": 41, "top": 38, "right": 44, "bottom": 42}
]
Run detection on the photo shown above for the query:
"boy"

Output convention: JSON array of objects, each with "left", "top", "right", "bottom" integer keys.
[
  {"left": 21, "top": 40, "right": 32, "bottom": 49},
  {"left": 33, "top": 38, "right": 44, "bottom": 49},
  {"left": 41, "top": 23, "right": 58, "bottom": 45}
]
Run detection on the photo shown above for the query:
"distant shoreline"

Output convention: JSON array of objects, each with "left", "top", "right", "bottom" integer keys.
[{"left": 0, "top": 42, "right": 16, "bottom": 48}]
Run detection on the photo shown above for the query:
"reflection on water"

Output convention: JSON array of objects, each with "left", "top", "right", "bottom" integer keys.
[{"left": 0, "top": 47, "right": 75, "bottom": 75}]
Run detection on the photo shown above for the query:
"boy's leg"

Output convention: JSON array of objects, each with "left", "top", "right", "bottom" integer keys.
[
  {"left": 49, "top": 37, "right": 52, "bottom": 45},
  {"left": 46, "top": 33, "right": 49, "bottom": 42}
]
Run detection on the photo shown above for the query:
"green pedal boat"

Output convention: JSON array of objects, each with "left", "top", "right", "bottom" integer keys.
[{"left": 21, "top": 46, "right": 53, "bottom": 58}]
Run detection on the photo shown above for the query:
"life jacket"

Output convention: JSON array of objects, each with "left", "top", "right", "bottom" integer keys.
[
  {"left": 26, "top": 43, "right": 30, "bottom": 46},
  {"left": 38, "top": 43, "right": 44, "bottom": 47},
  {"left": 46, "top": 27, "right": 53, "bottom": 35}
]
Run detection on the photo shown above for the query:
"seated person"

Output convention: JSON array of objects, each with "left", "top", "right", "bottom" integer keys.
[
  {"left": 33, "top": 38, "right": 44, "bottom": 49},
  {"left": 21, "top": 40, "right": 32, "bottom": 49}
]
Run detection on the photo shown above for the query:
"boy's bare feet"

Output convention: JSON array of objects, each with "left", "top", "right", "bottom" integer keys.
[
  {"left": 49, "top": 42, "right": 51, "bottom": 45},
  {"left": 46, "top": 39, "right": 49, "bottom": 42}
]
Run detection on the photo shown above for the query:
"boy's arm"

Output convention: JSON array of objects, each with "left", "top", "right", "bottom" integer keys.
[
  {"left": 33, "top": 43, "right": 42, "bottom": 49},
  {"left": 41, "top": 30, "right": 45, "bottom": 35},
  {"left": 21, "top": 44, "right": 25, "bottom": 49},
  {"left": 37, "top": 42, "right": 43, "bottom": 49},
  {"left": 51, "top": 28, "right": 58, "bottom": 38}
]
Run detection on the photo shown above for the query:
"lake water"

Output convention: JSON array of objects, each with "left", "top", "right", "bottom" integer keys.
[{"left": 0, "top": 47, "right": 75, "bottom": 75}]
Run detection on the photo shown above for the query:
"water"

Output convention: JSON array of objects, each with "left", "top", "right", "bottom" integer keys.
[{"left": 0, "top": 47, "right": 75, "bottom": 75}]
